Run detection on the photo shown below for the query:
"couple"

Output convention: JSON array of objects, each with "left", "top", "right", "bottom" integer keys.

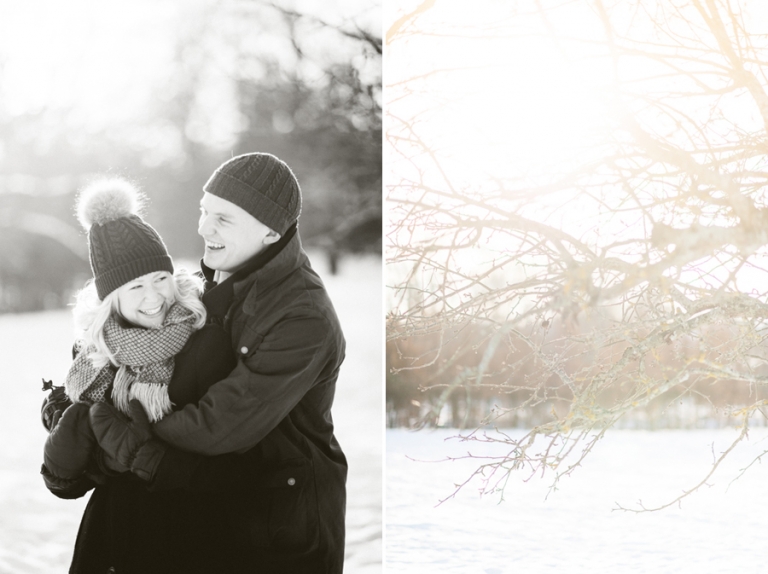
[{"left": 40, "top": 153, "right": 347, "bottom": 573}]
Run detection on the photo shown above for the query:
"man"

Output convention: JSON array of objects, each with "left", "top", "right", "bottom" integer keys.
[{"left": 90, "top": 153, "right": 347, "bottom": 572}]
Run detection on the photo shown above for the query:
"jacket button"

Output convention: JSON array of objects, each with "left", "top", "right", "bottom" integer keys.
[
  {"left": 240, "top": 346, "right": 248, "bottom": 354},
  {"left": 287, "top": 477, "right": 296, "bottom": 486}
]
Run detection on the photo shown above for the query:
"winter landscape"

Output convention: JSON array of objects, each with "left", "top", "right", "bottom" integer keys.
[
  {"left": 387, "top": 426, "right": 768, "bottom": 573},
  {"left": 0, "top": 252, "right": 382, "bottom": 573},
  {"left": 385, "top": 2, "right": 768, "bottom": 571}
]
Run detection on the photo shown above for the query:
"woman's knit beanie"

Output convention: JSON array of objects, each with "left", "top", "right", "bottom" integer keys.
[
  {"left": 76, "top": 178, "right": 173, "bottom": 300},
  {"left": 202, "top": 152, "right": 302, "bottom": 235}
]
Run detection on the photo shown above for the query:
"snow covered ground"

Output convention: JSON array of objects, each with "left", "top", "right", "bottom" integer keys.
[
  {"left": 387, "top": 427, "right": 768, "bottom": 573},
  {"left": 0, "top": 252, "right": 382, "bottom": 573}
]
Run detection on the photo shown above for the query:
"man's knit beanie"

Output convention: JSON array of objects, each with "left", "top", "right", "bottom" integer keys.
[
  {"left": 203, "top": 152, "right": 302, "bottom": 235},
  {"left": 76, "top": 178, "right": 173, "bottom": 300}
]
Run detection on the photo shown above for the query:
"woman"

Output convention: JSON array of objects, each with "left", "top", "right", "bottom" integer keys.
[{"left": 41, "top": 177, "right": 238, "bottom": 573}]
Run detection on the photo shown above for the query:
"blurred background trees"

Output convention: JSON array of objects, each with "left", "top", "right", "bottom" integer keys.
[
  {"left": 0, "top": 0, "right": 381, "bottom": 312},
  {"left": 386, "top": 0, "right": 768, "bottom": 499}
]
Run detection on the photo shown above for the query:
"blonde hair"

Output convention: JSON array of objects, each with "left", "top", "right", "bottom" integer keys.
[{"left": 72, "top": 268, "right": 207, "bottom": 369}]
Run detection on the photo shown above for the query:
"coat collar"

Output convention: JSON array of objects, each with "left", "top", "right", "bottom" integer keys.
[{"left": 201, "top": 224, "right": 304, "bottom": 319}]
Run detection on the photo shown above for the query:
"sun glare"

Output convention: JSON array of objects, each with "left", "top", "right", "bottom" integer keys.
[
  {"left": 0, "top": 0, "right": 180, "bottom": 126},
  {"left": 390, "top": 1, "right": 613, "bottom": 187}
]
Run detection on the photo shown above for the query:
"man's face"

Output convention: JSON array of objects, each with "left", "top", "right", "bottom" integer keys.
[{"left": 198, "top": 192, "right": 279, "bottom": 273}]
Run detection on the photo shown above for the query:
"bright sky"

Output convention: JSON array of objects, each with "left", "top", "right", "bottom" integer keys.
[
  {"left": 385, "top": 0, "right": 768, "bottom": 303},
  {"left": 386, "top": 1, "right": 614, "bottom": 185},
  {"left": 0, "top": 0, "right": 379, "bottom": 133},
  {"left": 0, "top": 0, "right": 181, "bottom": 124},
  {"left": 385, "top": 0, "right": 617, "bottom": 290}
]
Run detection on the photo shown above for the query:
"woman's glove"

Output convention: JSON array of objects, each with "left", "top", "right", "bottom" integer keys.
[
  {"left": 43, "top": 402, "right": 97, "bottom": 480},
  {"left": 41, "top": 379, "right": 72, "bottom": 432},
  {"left": 90, "top": 399, "right": 166, "bottom": 483}
]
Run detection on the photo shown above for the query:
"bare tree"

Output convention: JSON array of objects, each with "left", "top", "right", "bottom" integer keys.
[{"left": 386, "top": 0, "right": 768, "bottom": 509}]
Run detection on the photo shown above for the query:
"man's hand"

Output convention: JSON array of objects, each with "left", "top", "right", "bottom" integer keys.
[{"left": 89, "top": 399, "right": 166, "bottom": 482}]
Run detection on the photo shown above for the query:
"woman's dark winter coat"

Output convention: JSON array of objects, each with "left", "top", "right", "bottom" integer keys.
[{"left": 42, "top": 320, "right": 238, "bottom": 574}]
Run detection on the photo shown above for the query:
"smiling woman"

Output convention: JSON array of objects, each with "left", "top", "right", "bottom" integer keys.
[
  {"left": 64, "top": 176, "right": 207, "bottom": 423},
  {"left": 115, "top": 271, "right": 175, "bottom": 329}
]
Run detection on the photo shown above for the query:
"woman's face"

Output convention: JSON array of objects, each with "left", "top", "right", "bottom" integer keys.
[{"left": 115, "top": 271, "right": 175, "bottom": 329}]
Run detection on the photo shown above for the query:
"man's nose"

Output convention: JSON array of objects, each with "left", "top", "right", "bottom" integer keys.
[{"left": 198, "top": 214, "right": 211, "bottom": 236}]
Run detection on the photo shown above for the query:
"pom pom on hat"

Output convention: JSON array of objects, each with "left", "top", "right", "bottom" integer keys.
[
  {"left": 76, "top": 176, "right": 173, "bottom": 300},
  {"left": 77, "top": 178, "right": 144, "bottom": 229}
]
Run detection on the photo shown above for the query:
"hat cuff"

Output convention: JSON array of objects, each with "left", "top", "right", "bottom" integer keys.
[
  {"left": 204, "top": 171, "right": 296, "bottom": 235},
  {"left": 95, "top": 255, "right": 174, "bottom": 299}
]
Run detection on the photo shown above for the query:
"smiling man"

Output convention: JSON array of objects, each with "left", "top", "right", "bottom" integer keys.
[
  {"left": 198, "top": 192, "right": 281, "bottom": 280},
  {"left": 91, "top": 153, "right": 348, "bottom": 573}
]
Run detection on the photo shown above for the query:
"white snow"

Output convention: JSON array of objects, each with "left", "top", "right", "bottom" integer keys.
[
  {"left": 0, "top": 252, "right": 382, "bottom": 573},
  {"left": 386, "top": 427, "right": 768, "bottom": 573}
]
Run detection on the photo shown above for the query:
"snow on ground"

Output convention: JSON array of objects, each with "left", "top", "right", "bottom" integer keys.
[
  {"left": 387, "top": 427, "right": 768, "bottom": 573},
  {"left": 0, "top": 252, "right": 382, "bottom": 574}
]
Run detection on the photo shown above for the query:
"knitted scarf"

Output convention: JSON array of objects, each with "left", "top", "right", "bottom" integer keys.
[{"left": 64, "top": 303, "right": 197, "bottom": 423}]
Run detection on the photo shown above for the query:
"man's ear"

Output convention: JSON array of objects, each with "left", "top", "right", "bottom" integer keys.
[{"left": 263, "top": 230, "right": 281, "bottom": 245}]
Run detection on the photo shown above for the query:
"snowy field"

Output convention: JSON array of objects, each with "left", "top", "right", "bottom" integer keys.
[
  {"left": 0, "top": 252, "right": 382, "bottom": 574},
  {"left": 387, "top": 427, "right": 768, "bottom": 573}
]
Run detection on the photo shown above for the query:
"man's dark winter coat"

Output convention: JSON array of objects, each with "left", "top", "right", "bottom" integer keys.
[{"left": 152, "top": 225, "right": 348, "bottom": 573}]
